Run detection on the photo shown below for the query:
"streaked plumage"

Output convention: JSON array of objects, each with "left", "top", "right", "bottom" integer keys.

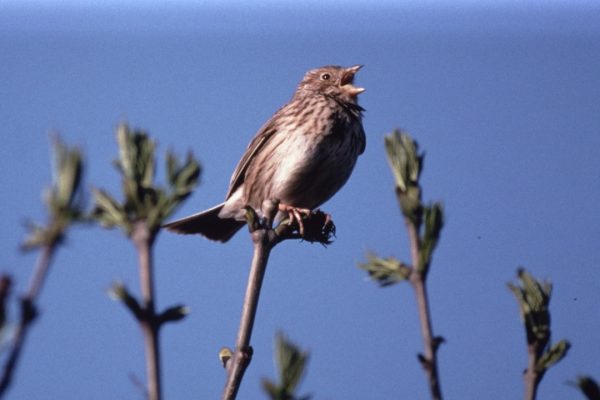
[{"left": 164, "top": 65, "right": 366, "bottom": 242}]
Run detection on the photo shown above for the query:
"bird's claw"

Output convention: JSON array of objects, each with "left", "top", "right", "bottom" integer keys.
[{"left": 278, "top": 204, "right": 311, "bottom": 236}]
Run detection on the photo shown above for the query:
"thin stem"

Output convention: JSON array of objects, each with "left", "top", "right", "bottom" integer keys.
[
  {"left": 133, "top": 221, "right": 161, "bottom": 400},
  {"left": 406, "top": 220, "right": 421, "bottom": 275},
  {"left": 406, "top": 218, "right": 443, "bottom": 400},
  {"left": 0, "top": 244, "right": 56, "bottom": 398},
  {"left": 524, "top": 344, "right": 540, "bottom": 400},
  {"left": 412, "top": 277, "right": 442, "bottom": 400},
  {"left": 220, "top": 202, "right": 330, "bottom": 400},
  {"left": 222, "top": 229, "right": 273, "bottom": 400},
  {"left": 26, "top": 245, "right": 54, "bottom": 300}
]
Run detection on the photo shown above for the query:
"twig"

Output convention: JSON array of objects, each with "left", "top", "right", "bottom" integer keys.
[
  {"left": 0, "top": 244, "right": 56, "bottom": 397},
  {"left": 222, "top": 201, "right": 278, "bottom": 400},
  {"left": 405, "top": 218, "right": 443, "bottom": 400},
  {"left": 132, "top": 221, "right": 161, "bottom": 400},
  {"left": 524, "top": 345, "right": 540, "bottom": 400},
  {"left": 221, "top": 202, "right": 334, "bottom": 399},
  {"left": 222, "top": 227, "right": 272, "bottom": 399},
  {"left": 93, "top": 126, "right": 199, "bottom": 400},
  {"left": 508, "top": 269, "right": 569, "bottom": 400}
]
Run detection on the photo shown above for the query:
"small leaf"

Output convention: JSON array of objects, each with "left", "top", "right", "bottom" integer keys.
[
  {"left": 508, "top": 268, "right": 552, "bottom": 350},
  {"left": 23, "top": 136, "right": 85, "bottom": 250},
  {"left": 261, "top": 379, "right": 279, "bottom": 399},
  {"left": 117, "top": 124, "right": 135, "bottom": 180},
  {"left": 94, "top": 125, "right": 202, "bottom": 236},
  {"left": 166, "top": 151, "right": 179, "bottom": 187},
  {"left": 140, "top": 136, "right": 156, "bottom": 188},
  {"left": 92, "top": 188, "right": 127, "bottom": 230},
  {"left": 157, "top": 304, "right": 190, "bottom": 325},
  {"left": 359, "top": 254, "right": 411, "bottom": 287},
  {"left": 167, "top": 150, "right": 201, "bottom": 195},
  {"left": 536, "top": 339, "right": 570, "bottom": 372},
  {"left": 49, "top": 136, "right": 84, "bottom": 215},
  {"left": 245, "top": 206, "right": 261, "bottom": 233},
  {"left": 162, "top": 149, "right": 201, "bottom": 222},
  {"left": 418, "top": 202, "right": 444, "bottom": 274},
  {"left": 262, "top": 333, "right": 311, "bottom": 400},
  {"left": 276, "top": 333, "right": 308, "bottom": 392},
  {"left": 384, "top": 130, "right": 422, "bottom": 192},
  {"left": 108, "top": 282, "right": 144, "bottom": 320},
  {"left": 21, "top": 222, "right": 53, "bottom": 251},
  {"left": 385, "top": 130, "right": 425, "bottom": 224}
]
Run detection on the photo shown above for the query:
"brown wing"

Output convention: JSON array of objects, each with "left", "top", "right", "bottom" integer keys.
[{"left": 225, "top": 116, "right": 279, "bottom": 199}]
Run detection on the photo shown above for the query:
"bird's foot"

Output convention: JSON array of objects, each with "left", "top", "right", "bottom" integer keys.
[{"left": 278, "top": 204, "right": 311, "bottom": 236}]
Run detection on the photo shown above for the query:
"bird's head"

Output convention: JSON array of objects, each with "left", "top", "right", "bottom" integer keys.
[{"left": 298, "top": 65, "right": 365, "bottom": 103}]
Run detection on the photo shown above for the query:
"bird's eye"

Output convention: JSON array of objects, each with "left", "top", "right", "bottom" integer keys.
[{"left": 320, "top": 73, "right": 331, "bottom": 81}]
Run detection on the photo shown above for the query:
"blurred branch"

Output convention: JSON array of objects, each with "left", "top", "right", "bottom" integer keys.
[
  {"left": 133, "top": 220, "right": 162, "bottom": 400},
  {"left": 0, "top": 276, "right": 12, "bottom": 333},
  {"left": 93, "top": 124, "right": 200, "bottom": 400},
  {"left": 569, "top": 376, "right": 600, "bottom": 400},
  {"left": 0, "top": 138, "right": 85, "bottom": 398},
  {"left": 508, "top": 268, "right": 570, "bottom": 400},
  {"left": 359, "top": 130, "right": 444, "bottom": 400},
  {"left": 262, "top": 333, "right": 311, "bottom": 400},
  {"left": 222, "top": 201, "right": 334, "bottom": 400}
]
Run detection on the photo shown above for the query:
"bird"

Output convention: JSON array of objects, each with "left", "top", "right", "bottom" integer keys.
[{"left": 163, "top": 65, "right": 366, "bottom": 242}]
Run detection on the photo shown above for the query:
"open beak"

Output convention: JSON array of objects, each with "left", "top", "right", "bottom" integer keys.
[{"left": 340, "top": 65, "right": 365, "bottom": 97}]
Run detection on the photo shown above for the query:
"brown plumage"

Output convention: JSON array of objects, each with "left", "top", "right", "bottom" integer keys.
[{"left": 163, "top": 65, "right": 366, "bottom": 242}]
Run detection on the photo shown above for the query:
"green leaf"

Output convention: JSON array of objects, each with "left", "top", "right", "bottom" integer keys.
[
  {"left": 166, "top": 151, "right": 179, "bottom": 187},
  {"left": 418, "top": 203, "right": 444, "bottom": 274},
  {"left": 108, "top": 282, "right": 143, "bottom": 320},
  {"left": 49, "top": 136, "right": 84, "bottom": 215},
  {"left": 385, "top": 130, "right": 424, "bottom": 223},
  {"left": 158, "top": 304, "right": 190, "bottom": 325},
  {"left": 262, "top": 333, "right": 311, "bottom": 400},
  {"left": 22, "top": 137, "right": 85, "bottom": 250},
  {"left": 164, "top": 149, "right": 201, "bottom": 213},
  {"left": 95, "top": 124, "right": 201, "bottom": 236},
  {"left": 276, "top": 334, "right": 307, "bottom": 392},
  {"left": 536, "top": 339, "right": 570, "bottom": 372},
  {"left": 116, "top": 123, "right": 155, "bottom": 189},
  {"left": 117, "top": 124, "right": 135, "bottom": 180},
  {"left": 92, "top": 188, "right": 128, "bottom": 231},
  {"left": 508, "top": 268, "right": 552, "bottom": 350},
  {"left": 245, "top": 205, "right": 261, "bottom": 233},
  {"left": 359, "top": 254, "right": 411, "bottom": 287},
  {"left": 140, "top": 136, "right": 156, "bottom": 188},
  {"left": 384, "top": 130, "right": 422, "bottom": 192}
]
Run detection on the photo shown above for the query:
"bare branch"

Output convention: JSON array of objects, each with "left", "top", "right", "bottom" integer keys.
[
  {"left": 222, "top": 201, "right": 334, "bottom": 399},
  {"left": 0, "top": 244, "right": 56, "bottom": 397}
]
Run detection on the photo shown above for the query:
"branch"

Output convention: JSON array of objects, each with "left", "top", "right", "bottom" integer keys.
[
  {"left": 524, "top": 346, "right": 540, "bottom": 400},
  {"left": 0, "top": 137, "right": 84, "bottom": 398},
  {"left": 570, "top": 375, "right": 600, "bottom": 400},
  {"left": 406, "top": 224, "right": 443, "bottom": 400},
  {"left": 0, "top": 244, "right": 55, "bottom": 397},
  {"left": 93, "top": 125, "right": 199, "bottom": 400},
  {"left": 389, "top": 131, "right": 444, "bottom": 399},
  {"left": 361, "top": 130, "right": 445, "bottom": 399},
  {"left": 132, "top": 221, "right": 161, "bottom": 400},
  {"left": 508, "top": 268, "right": 570, "bottom": 400},
  {"left": 222, "top": 201, "right": 278, "bottom": 400},
  {"left": 222, "top": 201, "right": 334, "bottom": 400}
]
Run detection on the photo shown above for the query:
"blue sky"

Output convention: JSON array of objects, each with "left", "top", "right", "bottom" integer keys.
[{"left": 1, "top": 2, "right": 599, "bottom": 399}]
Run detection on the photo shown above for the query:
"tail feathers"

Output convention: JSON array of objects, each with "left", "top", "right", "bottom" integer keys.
[{"left": 162, "top": 203, "right": 245, "bottom": 242}]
